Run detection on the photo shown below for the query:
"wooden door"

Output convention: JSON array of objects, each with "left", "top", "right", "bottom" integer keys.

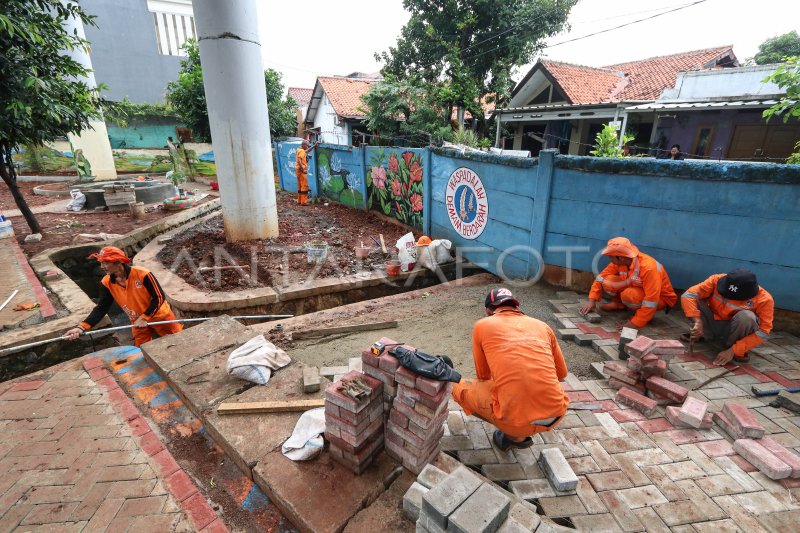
[
  {"left": 764, "top": 125, "right": 800, "bottom": 160},
  {"left": 726, "top": 125, "right": 767, "bottom": 160}
]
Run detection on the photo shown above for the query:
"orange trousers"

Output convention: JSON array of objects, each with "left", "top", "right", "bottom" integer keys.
[
  {"left": 132, "top": 313, "right": 183, "bottom": 346},
  {"left": 297, "top": 172, "right": 309, "bottom": 205},
  {"left": 452, "top": 379, "right": 565, "bottom": 439},
  {"left": 603, "top": 275, "right": 668, "bottom": 311}
]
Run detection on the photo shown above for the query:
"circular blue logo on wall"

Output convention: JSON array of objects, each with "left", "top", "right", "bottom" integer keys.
[
  {"left": 453, "top": 185, "right": 478, "bottom": 224},
  {"left": 445, "top": 167, "right": 489, "bottom": 239}
]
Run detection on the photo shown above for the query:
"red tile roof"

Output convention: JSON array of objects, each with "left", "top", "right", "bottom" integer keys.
[
  {"left": 317, "top": 77, "right": 378, "bottom": 118},
  {"left": 528, "top": 46, "right": 736, "bottom": 105},
  {"left": 288, "top": 87, "right": 313, "bottom": 106}
]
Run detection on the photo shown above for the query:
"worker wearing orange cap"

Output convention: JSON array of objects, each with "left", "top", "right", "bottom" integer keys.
[
  {"left": 580, "top": 237, "right": 677, "bottom": 330},
  {"left": 452, "top": 288, "right": 569, "bottom": 451},
  {"left": 63, "top": 246, "right": 182, "bottom": 346}
]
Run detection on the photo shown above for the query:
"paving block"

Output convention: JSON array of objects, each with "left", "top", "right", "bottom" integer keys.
[
  {"left": 592, "top": 338, "right": 619, "bottom": 353},
  {"left": 539, "top": 447, "right": 579, "bottom": 492},
  {"left": 403, "top": 481, "right": 429, "bottom": 522},
  {"left": 678, "top": 397, "right": 708, "bottom": 429},
  {"left": 599, "top": 346, "right": 620, "bottom": 361},
  {"left": 646, "top": 389, "right": 675, "bottom": 406},
  {"left": 575, "top": 333, "right": 601, "bottom": 346},
  {"left": 448, "top": 483, "right": 511, "bottom": 533},
  {"left": 619, "top": 327, "right": 638, "bottom": 347},
  {"left": 605, "top": 365, "right": 641, "bottom": 386},
  {"left": 320, "top": 366, "right": 349, "bottom": 379},
  {"left": 396, "top": 366, "right": 418, "bottom": 387},
  {"left": 616, "top": 388, "right": 658, "bottom": 417},
  {"left": 557, "top": 329, "right": 581, "bottom": 341},
  {"left": 759, "top": 437, "right": 800, "bottom": 478},
  {"left": 421, "top": 466, "right": 482, "bottom": 530},
  {"left": 609, "top": 377, "right": 646, "bottom": 395},
  {"left": 627, "top": 357, "right": 642, "bottom": 372},
  {"left": 557, "top": 317, "right": 577, "bottom": 330},
  {"left": 586, "top": 313, "right": 602, "bottom": 323},
  {"left": 590, "top": 362, "right": 609, "bottom": 379},
  {"left": 416, "top": 375, "right": 447, "bottom": 396},
  {"left": 641, "top": 360, "right": 668, "bottom": 379},
  {"left": 646, "top": 376, "right": 689, "bottom": 403},
  {"left": 772, "top": 390, "right": 800, "bottom": 414},
  {"left": 302, "top": 366, "right": 321, "bottom": 393},
  {"left": 625, "top": 336, "right": 656, "bottom": 358},
  {"left": 722, "top": 403, "right": 765, "bottom": 439},
  {"left": 504, "top": 503, "right": 541, "bottom": 532},
  {"left": 733, "top": 439, "right": 792, "bottom": 480},
  {"left": 712, "top": 411, "right": 743, "bottom": 440},
  {"left": 348, "top": 357, "right": 363, "bottom": 372},
  {"left": 652, "top": 339, "right": 686, "bottom": 356},
  {"left": 361, "top": 349, "right": 380, "bottom": 368},
  {"left": 417, "top": 464, "right": 448, "bottom": 489},
  {"left": 665, "top": 405, "right": 712, "bottom": 429}
]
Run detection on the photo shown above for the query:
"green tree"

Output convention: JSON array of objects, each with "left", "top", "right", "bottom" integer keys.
[
  {"left": 763, "top": 56, "right": 800, "bottom": 163},
  {"left": 753, "top": 31, "right": 800, "bottom": 65},
  {"left": 1, "top": 0, "right": 107, "bottom": 234},
  {"left": 376, "top": 0, "right": 576, "bottom": 125},
  {"left": 166, "top": 40, "right": 297, "bottom": 142},
  {"left": 590, "top": 124, "right": 633, "bottom": 158}
]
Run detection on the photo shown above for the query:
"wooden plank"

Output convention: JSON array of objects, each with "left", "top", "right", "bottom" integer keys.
[
  {"left": 292, "top": 320, "right": 398, "bottom": 340},
  {"left": 217, "top": 399, "right": 325, "bottom": 415},
  {"left": 379, "top": 234, "right": 387, "bottom": 254}
]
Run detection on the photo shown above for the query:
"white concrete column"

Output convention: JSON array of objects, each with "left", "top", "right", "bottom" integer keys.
[
  {"left": 62, "top": 6, "right": 117, "bottom": 181},
  {"left": 193, "top": 0, "right": 278, "bottom": 241}
]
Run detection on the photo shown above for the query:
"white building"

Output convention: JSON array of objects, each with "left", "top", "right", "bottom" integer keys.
[{"left": 304, "top": 74, "right": 380, "bottom": 145}]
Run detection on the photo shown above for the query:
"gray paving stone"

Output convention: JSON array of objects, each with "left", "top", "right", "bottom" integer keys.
[
  {"left": 575, "top": 333, "right": 601, "bottom": 346},
  {"left": 481, "top": 463, "right": 527, "bottom": 482},
  {"left": 441, "top": 436, "right": 475, "bottom": 452},
  {"left": 403, "top": 481, "right": 429, "bottom": 521},
  {"left": 458, "top": 449, "right": 499, "bottom": 466},
  {"left": 418, "top": 511, "right": 447, "bottom": 533},
  {"left": 539, "top": 447, "right": 579, "bottom": 491},
  {"left": 418, "top": 464, "right": 449, "bottom": 490},
  {"left": 421, "top": 466, "right": 482, "bottom": 530},
  {"left": 446, "top": 411, "right": 468, "bottom": 436},
  {"left": 447, "top": 483, "right": 510, "bottom": 533}
]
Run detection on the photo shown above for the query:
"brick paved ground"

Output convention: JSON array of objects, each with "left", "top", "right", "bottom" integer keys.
[
  {"left": 0, "top": 357, "right": 222, "bottom": 532},
  {"left": 438, "top": 291, "right": 800, "bottom": 532}
]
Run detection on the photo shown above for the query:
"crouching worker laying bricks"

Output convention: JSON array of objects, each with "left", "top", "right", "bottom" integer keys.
[
  {"left": 64, "top": 246, "right": 183, "bottom": 347},
  {"left": 452, "top": 288, "right": 570, "bottom": 451}
]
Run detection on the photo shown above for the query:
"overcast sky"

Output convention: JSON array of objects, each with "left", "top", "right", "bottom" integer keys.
[{"left": 256, "top": 0, "right": 798, "bottom": 91}]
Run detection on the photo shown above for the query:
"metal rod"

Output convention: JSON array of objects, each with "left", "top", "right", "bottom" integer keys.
[
  {"left": 0, "top": 314, "right": 293, "bottom": 357},
  {"left": 0, "top": 290, "right": 19, "bottom": 313}
]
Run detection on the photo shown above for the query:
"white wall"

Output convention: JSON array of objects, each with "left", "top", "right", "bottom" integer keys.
[{"left": 313, "top": 94, "right": 349, "bottom": 145}]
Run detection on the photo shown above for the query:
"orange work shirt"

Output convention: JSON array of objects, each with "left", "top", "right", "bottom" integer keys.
[
  {"left": 472, "top": 309, "right": 569, "bottom": 423},
  {"left": 102, "top": 266, "right": 173, "bottom": 323},
  {"left": 295, "top": 147, "right": 308, "bottom": 176},
  {"left": 681, "top": 274, "right": 774, "bottom": 357}
]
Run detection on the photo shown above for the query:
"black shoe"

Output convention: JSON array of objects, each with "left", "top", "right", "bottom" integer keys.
[
  {"left": 492, "top": 430, "right": 533, "bottom": 452},
  {"left": 734, "top": 354, "right": 750, "bottom": 363}
]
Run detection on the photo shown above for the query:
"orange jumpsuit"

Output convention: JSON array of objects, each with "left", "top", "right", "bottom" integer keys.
[
  {"left": 452, "top": 309, "right": 569, "bottom": 438},
  {"left": 589, "top": 250, "right": 677, "bottom": 328},
  {"left": 681, "top": 274, "right": 773, "bottom": 357},
  {"left": 80, "top": 265, "right": 182, "bottom": 346},
  {"left": 295, "top": 147, "right": 309, "bottom": 205}
]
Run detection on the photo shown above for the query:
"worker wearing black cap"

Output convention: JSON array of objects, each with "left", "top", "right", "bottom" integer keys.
[
  {"left": 452, "top": 288, "right": 570, "bottom": 452},
  {"left": 681, "top": 269, "right": 774, "bottom": 366}
]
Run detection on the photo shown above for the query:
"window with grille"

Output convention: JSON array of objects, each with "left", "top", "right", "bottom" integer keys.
[{"left": 151, "top": 11, "right": 196, "bottom": 56}]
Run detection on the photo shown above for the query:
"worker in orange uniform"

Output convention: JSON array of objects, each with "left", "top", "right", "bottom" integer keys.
[
  {"left": 63, "top": 247, "right": 182, "bottom": 347},
  {"left": 295, "top": 140, "right": 312, "bottom": 205},
  {"left": 681, "top": 269, "right": 773, "bottom": 366},
  {"left": 452, "top": 288, "right": 569, "bottom": 451},
  {"left": 580, "top": 237, "right": 677, "bottom": 330}
]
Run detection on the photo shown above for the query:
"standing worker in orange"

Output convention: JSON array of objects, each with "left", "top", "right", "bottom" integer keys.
[
  {"left": 63, "top": 247, "right": 182, "bottom": 347},
  {"left": 580, "top": 237, "right": 677, "bottom": 330},
  {"left": 295, "top": 139, "right": 316, "bottom": 206},
  {"left": 681, "top": 269, "right": 773, "bottom": 366},
  {"left": 452, "top": 288, "right": 569, "bottom": 451}
]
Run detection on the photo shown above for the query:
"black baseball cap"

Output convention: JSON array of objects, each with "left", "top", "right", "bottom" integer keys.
[
  {"left": 718, "top": 269, "right": 759, "bottom": 300},
  {"left": 485, "top": 288, "right": 520, "bottom": 309}
]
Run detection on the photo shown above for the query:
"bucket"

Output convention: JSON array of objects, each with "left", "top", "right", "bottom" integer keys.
[
  {"left": 129, "top": 201, "right": 145, "bottom": 220},
  {"left": 306, "top": 240, "right": 328, "bottom": 264},
  {"left": 386, "top": 260, "right": 401, "bottom": 276},
  {"left": 354, "top": 246, "right": 370, "bottom": 259}
]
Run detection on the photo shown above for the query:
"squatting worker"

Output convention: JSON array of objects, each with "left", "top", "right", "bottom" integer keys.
[
  {"left": 295, "top": 139, "right": 311, "bottom": 205},
  {"left": 580, "top": 237, "right": 677, "bottom": 330},
  {"left": 452, "top": 288, "right": 569, "bottom": 451},
  {"left": 63, "top": 246, "right": 183, "bottom": 347},
  {"left": 681, "top": 269, "right": 773, "bottom": 367}
]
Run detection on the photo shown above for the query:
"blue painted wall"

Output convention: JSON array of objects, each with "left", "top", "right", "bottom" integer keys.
[
  {"left": 274, "top": 141, "right": 318, "bottom": 199},
  {"left": 316, "top": 144, "right": 365, "bottom": 208},
  {"left": 107, "top": 123, "right": 179, "bottom": 149},
  {"left": 365, "top": 147, "right": 425, "bottom": 228}
]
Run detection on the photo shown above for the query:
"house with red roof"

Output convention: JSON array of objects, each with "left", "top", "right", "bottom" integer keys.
[
  {"left": 287, "top": 87, "right": 313, "bottom": 137},
  {"left": 304, "top": 74, "right": 382, "bottom": 145},
  {"left": 494, "top": 46, "right": 739, "bottom": 156}
]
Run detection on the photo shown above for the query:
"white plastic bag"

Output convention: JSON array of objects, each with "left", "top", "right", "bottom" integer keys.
[
  {"left": 282, "top": 407, "right": 325, "bottom": 461},
  {"left": 227, "top": 335, "right": 291, "bottom": 385},
  {"left": 417, "top": 239, "right": 454, "bottom": 271},
  {"left": 66, "top": 190, "right": 86, "bottom": 212},
  {"left": 396, "top": 232, "right": 417, "bottom": 272}
]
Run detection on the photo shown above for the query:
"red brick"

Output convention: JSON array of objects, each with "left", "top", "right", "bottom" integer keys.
[
  {"left": 397, "top": 383, "right": 450, "bottom": 411},
  {"left": 165, "top": 470, "right": 199, "bottom": 502},
  {"left": 392, "top": 396, "right": 445, "bottom": 430},
  {"left": 615, "top": 388, "right": 657, "bottom": 416},
  {"left": 117, "top": 495, "right": 167, "bottom": 517},
  {"left": 645, "top": 390, "right": 673, "bottom": 406},
  {"left": 663, "top": 429, "right": 708, "bottom": 445},
  {"left": 325, "top": 405, "right": 382, "bottom": 439},
  {"left": 88, "top": 367, "right": 111, "bottom": 381},
  {"left": 361, "top": 349, "right": 380, "bottom": 368},
  {"left": 645, "top": 376, "right": 688, "bottom": 403},
  {"left": 641, "top": 354, "right": 659, "bottom": 365},
  {"left": 695, "top": 439, "right": 735, "bottom": 457},
  {"left": 712, "top": 411, "right": 743, "bottom": 440},
  {"left": 729, "top": 454, "right": 758, "bottom": 472},
  {"left": 96, "top": 375, "right": 120, "bottom": 391},
  {"left": 625, "top": 336, "right": 656, "bottom": 357},
  {"left": 415, "top": 375, "right": 447, "bottom": 396},
  {"left": 362, "top": 364, "right": 395, "bottom": 388},
  {"left": 82, "top": 357, "right": 104, "bottom": 371},
  {"left": 378, "top": 353, "right": 400, "bottom": 374},
  {"left": 138, "top": 430, "right": 166, "bottom": 456},
  {"left": 759, "top": 437, "right": 800, "bottom": 478},
  {"left": 151, "top": 449, "right": 180, "bottom": 477},
  {"left": 201, "top": 518, "right": 230, "bottom": 533},
  {"left": 627, "top": 358, "right": 642, "bottom": 372},
  {"left": 636, "top": 417, "right": 674, "bottom": 433},
  {"left": 10, "top": 380, "right": 46, "bottom": 392},
  {"left": 765, "top": 371, "right": 800, "bottom": 389},
  {"left": 609, "top": 409, "right": 647, "bottom": 423},
  {"left": 183, "top": 492, "right": 218, "bottom": 530},
  {"left": 128, "top": 415, "right": 152, "bottom": 437},
  {"left": 678, "top": 397, "right": 708, "bottom": 428},
  {"left": 641, "top": 360, "right": 667, "bottom": 378},
  {"left": 395, "top": 366, "right": 417, "bottom": 387},
  {"left": 567, "top": 391, "right": 597, "bottom": 403},
  {"left": 652, "top": 339, "right": 685, "bottom": 356},
  {"left": 327, "top": 397, "right": 381, "bottom": 427},
  {"left": 733, "top": 439, "right": 792, "bottom": 480},
  {"left": 608, "top": 377, "right": 646, "bottom": 395},
  {"left": 389, "top": 407, "right": 409, "bottom": 429},
  {"left": 722, "top": 403, "right": 765, "bottom": 439},
  {"left": 665, "top": 405, "right": 712, "bottom": 429},
  {"left": 324, "top": 372, "right": 383, "bottom": 413}
]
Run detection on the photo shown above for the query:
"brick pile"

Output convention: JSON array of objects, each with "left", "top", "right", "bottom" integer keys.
[
  {"left": 361, "top": 336, "right": 402, "bottom": 415},
  {"left": 324, "top": 371, "right": 384, "bottom": 474}
]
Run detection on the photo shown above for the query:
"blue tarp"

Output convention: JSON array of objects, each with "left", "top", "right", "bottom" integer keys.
[{"left": 198, "top": 151, "right": 215, "bottom": 162}]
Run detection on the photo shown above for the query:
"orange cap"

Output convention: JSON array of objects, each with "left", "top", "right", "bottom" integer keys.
[
  {"left": 417, "top": 235, "right": 432, "bottom": 246},
  {"left": 601, "top": 237, "right": 639, "bottom": 258},
  {"left": 88, "top": 246, "right": 131, "bottom": 264}
]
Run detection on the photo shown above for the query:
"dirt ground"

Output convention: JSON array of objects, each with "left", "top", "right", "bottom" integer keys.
[
  {"left": 0, "top": 180, "right": 62, "bottom": 210},
  {"left": 270, "top": 276, "right": 603, "bottom": 380},
  {"left": 157, "top": 191, "right": 415, "bottom": 291}
]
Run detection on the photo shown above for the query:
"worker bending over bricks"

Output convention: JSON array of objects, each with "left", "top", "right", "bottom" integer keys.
[
  {"left": 451, "top": 288, "right": 569, "bottom": 451},
  {"left": 580, "top": 237, "right": 677, "bottom": 330},
  {"left": 681, "top": 268, "right": 774, "bottom": 366}
]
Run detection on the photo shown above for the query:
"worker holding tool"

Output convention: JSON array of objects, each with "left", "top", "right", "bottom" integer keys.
[
  {"left": 295, "top": 139, "right": 317, "bottom": 206},
  {"left": 580, "top": 237, "right": 677, "bottom": 330},
  {"left": 63, "top": 246, "right": 182, "bottom": 346},
  {"left": 452, "top": 288, "right": 569, "bottom": 451},
  {"left": 681, "top": 269, "right": 773, "bottom": 366}
]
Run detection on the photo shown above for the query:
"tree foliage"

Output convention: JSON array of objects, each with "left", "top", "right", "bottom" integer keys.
[
  {"left": 166, "top": 40, "right": 297, "bottom": 142},
  {"left": 1, "top": 0, "right": 107, "bottom": 234},
  {"left": 590, "top": 124, "right": 633, "bottom": 158},
  {"left": 762, "top": 56, "right": 800, "bottom": 124},
  {"left": 754, "top": 31, "right": 800, "bottom": 65},
  {"left": 376, "top": 0, "right": 576, "bottom": 121}
]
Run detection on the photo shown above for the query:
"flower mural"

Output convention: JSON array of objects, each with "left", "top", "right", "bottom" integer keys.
[{"left": 366, "top": 148, "right": 424, "bottom": 228}]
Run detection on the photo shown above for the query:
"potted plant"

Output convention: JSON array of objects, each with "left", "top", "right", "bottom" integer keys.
[{"left": 169, "top": 170, "right": 187, "bottom": 196}]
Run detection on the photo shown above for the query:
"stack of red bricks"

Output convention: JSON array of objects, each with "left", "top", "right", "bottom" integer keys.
[
  {"left": 324, "top": 370, "right": 385, "bottom": 474},
  {"left": 361, "top": 337, "right": 402, "bottom": 415}
]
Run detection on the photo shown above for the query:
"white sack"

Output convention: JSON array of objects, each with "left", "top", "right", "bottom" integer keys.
[
  {"left": 281, "top": 407, "right": 325, "bottom": 461},
  {"left": 226, "top": 335, "right": 291, "bottom": 385}
]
